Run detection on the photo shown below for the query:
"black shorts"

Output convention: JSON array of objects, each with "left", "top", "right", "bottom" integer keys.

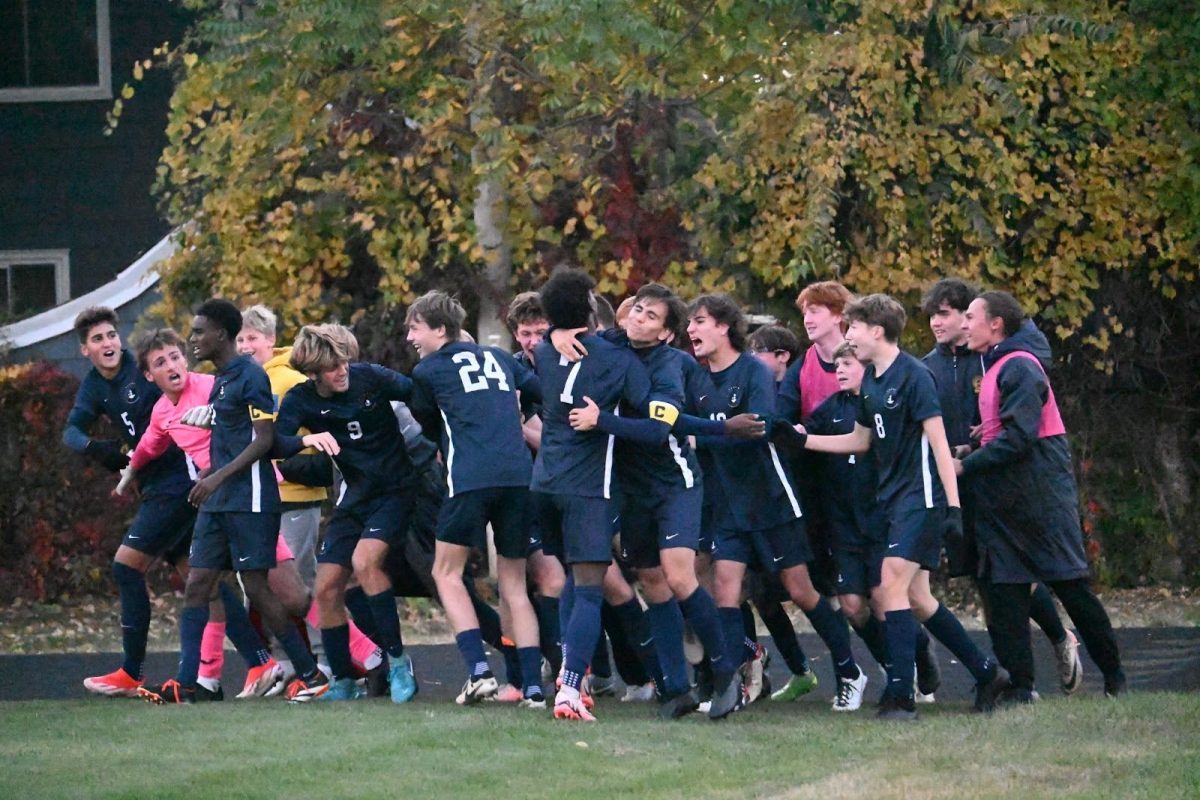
[
  {"left": 711, "top": 518, "right": 812, "bottom": 574},
  {"left": 437, "top": 485, "right": 530, "bottom": 560},
  {"left": 619, "top": 487, "right": 702, "bottom": 569},
  {"left": 124, "top": 493, "right": 195, "bottom": 564},
  {"left": 319, "top": 493, "right": 414, "bottom": 568},
  {"left": 190, "top": 510, "right": 279, "bottom": 571},
  {"left": 833, "top": 544, "right": 885, "bottom": 596},
  {"left": 536, "top": 493, "right": 614, "bottom": 565},
  {"left": 884, "top": 506, "right": 944, "bottom": 571}
]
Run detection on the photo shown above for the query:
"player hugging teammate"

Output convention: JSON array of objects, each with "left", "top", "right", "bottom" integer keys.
[{"left": 68, "top": 273, "right": 1122, "bottom": 720}]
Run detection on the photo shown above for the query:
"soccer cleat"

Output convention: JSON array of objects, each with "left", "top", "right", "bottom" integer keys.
[
  {"left": 365, "top": 659, "right": 390, "bottom": 698},
  {"left": 588, "top": 674, "right": 617, "bottom": 697},
  {"left": 657, "top": 689, "right": 700, "bottom": 720},
  {"left": 491, "top": 683, "right": 525, "bottom": 703},
  {"left": 832, "top": 667, "right": 868, "bottom": 712},
  {"left": 693, "top": 659, "right": 714, "bottom": 704},
  {"left": 237, "top": 658, "right": 284, "bottom": 699},
  {"left": 552, "top": 689, "right": 596, "bottom": 722},
  {"left": 708, "top": 670, "right": 745, "bottom": 720},
  {"left": 519, "top": 692, "right": 547, "bottom": 710},
  {"left": 1104, "top": 673, "right": 1127, "bottom": 699},
  {"left": 876, "top": 693, "right": 919, "bottom": 721},
  {"left": 83, "top": 667, "right": 143, "bottom": 698},
  {"left": 389, "top": 654, "right": 418, "bottom": 704},
  {"left": 914, "top": 689, "right": 936, "bottom": 704},
  {"left": 974, "top": 665, "right": 1011, "bottom": 713},
  {"left": 743, "top": 643, "right": 769, "bottom": 704},
  {"left": 138, "top": 679, "right": 194, "bottom": 705},
  {"left": 771, "top": 669, "right": 818, "bottom": 702},
  {"left": 998, "top": 687, "right": 1038, "bottom": 706},
  {"left": 285, "top": 670, "right": 331, "bottom": 703},
  {"left": 620, "top": 682, "right": 658, "bottom": 702},
  {"left": 916, "top": 641, "right": 942, "bottom": 697},
  {"left": 264, "top": 660, "right": 298, "bottom": 698},
  {"left": 319, "top": 677, "right": 366, "bottom": 702},
  {"left": 456, "top": 674, "right": 499, "bottom": 706},
  {"left": 1055, "top": 631, "right": 1084, "bottom": 695}
]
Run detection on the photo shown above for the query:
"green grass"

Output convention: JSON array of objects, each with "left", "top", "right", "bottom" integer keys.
[{"left": 1, "top": 693, "right": 1197, "bottom": 799}]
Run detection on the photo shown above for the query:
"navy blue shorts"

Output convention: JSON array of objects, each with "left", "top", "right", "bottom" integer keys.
[
  {"left": 536, "top": 493, "right": 614, "bottom": 565},
  {"left": 190, "top": 510, "right": 279, "bottom": 571},
  {"left": 711, "top": 518, "right": 811, "bottom": 574},
  {"left": 124, "top": 493, "right": 195, "bottom": 564},
  {"left": 833, "top": 544, "right": 885, "bottom": 596},
  {"left": 437, "top": 485, "right": 531, "bottom": 560},
  {"left": 319, "top": 493, "right": 414, "bottom": 568},
  {"left": 619, "top": 486, "right": 702, "bottom": 569},
  {"left": 526, "top": 492, "right": 562, "bottom": 558},
  {"left": 885, "top": 506, "right": 944, "bottom": 571}
]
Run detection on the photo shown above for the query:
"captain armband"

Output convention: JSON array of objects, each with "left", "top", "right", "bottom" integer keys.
[
  {"left": 248, "top": 405, "right": 276, "bottom": 422},
  {"left": 648, "top": 400, "right": 680, "bottom": 427}
]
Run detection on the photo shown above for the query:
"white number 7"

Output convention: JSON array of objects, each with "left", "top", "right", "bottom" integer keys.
[{"left": 559, "top": 356, "right": 583, "bottom": 404}]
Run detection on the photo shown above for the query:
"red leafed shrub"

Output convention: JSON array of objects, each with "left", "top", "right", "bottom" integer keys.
[{"left": 0, "top": 362, "right": 136, "bottom": 601}]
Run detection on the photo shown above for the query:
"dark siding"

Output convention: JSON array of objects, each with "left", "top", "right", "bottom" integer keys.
[{"left": 0, "top": 1, "right": 190, "bottom": 299}]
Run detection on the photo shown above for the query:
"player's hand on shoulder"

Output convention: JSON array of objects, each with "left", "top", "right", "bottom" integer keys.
[
  {"left": 86, "top": 439, "right": 129, "bottom": 472},
  {"left": 188, "top": 473, "right": 221, "bottom": 507},
  {"left": 568, "top": 396, "right": 600, "bottom": 431},
  {"left": 723, "top": 413, "right": 765, "bottom": 440},
  {"left": 551, "top": 327, "right": 589, "bottom": 362},
  {"left": 302, "top": 431, "right": 341, "bottom": 456},
  {"left": 180, "top": 404, "right": 215, "bottom": 428}
]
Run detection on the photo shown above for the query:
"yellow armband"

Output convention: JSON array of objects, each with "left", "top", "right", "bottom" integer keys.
[{"left": 648, "top": 400, "right": 680, "bottom": 427}]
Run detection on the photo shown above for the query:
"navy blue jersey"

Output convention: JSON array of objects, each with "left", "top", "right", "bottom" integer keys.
[
  {"left": 613, "top": 339, "right": 701, "bottom": 494},
  {"left": 807, "top": 391, "right": 883, "bottom": 549},
  {"left": 410, "top": 342, "right": 538, "bottom": 496},
  {"left": 276, "top": 363, "right": 417, "bottom": 508},
  {"left": 206, "top": 354, "right": 280, "bottom": 513},
  {"left": 696, "top": 353, "right": 801, "bottom": 530},
  {"left": 856, "top": 352, "right": 946, "bottom": 512},
  {"left": 529, "top": 335, "right": 653, "bottom": 499},
  {"left": 63, "top": 349, "right": 192, "bottom": 497},
  {"left": 922, "top": 343, "right": 984, "bottom": 448}
]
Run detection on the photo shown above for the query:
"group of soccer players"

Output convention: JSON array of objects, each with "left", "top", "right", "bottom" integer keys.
[{"left": 64, "top": 268, "right": 1125, "bottom": 721}]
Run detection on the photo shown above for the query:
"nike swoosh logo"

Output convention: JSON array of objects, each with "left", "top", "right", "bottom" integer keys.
[
  {"left": 698, "top": 395, "right": 708, "bottom": 403},
  {"left": 238, "top": 556, "right": 251, "bottom": 562},
  {"left": 320, "top": 409, "right": 331, "bottom": 415},
  {"left": 288, "top": 514, "right": 302, "bottom": 521},
  {"left": 127, "top": 535, "right": 140, "bottom": 540},
  {"left": 832, "top": 418, "right": 844, "bottom": 423},
  {"left": 665, "top": 533, "right": 680, "bottom": 540},
  {"left": 888, "top": 543, "right": 899, "bottom": 549},
  {"left": 773, "top": 556, "right": 784, "bottom": 563},
  {"left": 368, "top": 527, "right": 382, "bottom": 533}
]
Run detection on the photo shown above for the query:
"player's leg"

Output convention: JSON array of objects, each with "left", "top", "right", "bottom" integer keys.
[
  {"left": 709, "top": 538, "right": 749, "bottom": 719},
  {"left": 139, "top": 560, "right": 221, "bottom": 704},
  {"left": 354, "top": 494, "right": 417, "bottom": 703},
  {"left": 528, "top": 492, "right": 565, "bottom": 676},
  {"left": 1027, "top": 582, "right": 1081, "bottom": 693},
  {"left": 602, "top": 562, "right": 662, "bottom": 693},
  {"left": 1046, "top": 577, "right": 1125, "bottom": 697},
  {"left": 984, "top": 580, "right": 1036, "bottom": 702},
  {"left": 491, "top": 488, "right": 546, "bottom": 707}
]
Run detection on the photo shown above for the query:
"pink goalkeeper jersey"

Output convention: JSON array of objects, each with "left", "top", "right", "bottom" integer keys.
[{"left": 129, "top": 372, "right": 216, "bottom": 475}]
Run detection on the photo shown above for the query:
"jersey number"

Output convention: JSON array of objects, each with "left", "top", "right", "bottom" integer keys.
[
  {"left": 120, "top": 411, "right": 135, "bottom": 437},
  {"left": 558, "top": 357, "right": 583, "bottom": 404},
  {"left": 347, "top": 420, "right": 363, "bottom": 440},
  {"left": 874, "top": 413, "right": 887, "bottom": 439},
  {"left": 454, "top": 351, "right": 510, "bottom": 394}
]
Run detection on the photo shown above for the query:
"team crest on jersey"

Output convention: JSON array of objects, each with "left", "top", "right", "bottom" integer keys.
[
  {"left": 884, "top": 387, "right": 899, "bottom": 409},
  {"left": 363, "top": 397, "right": 373, "bottom": 409},
  {"left": 218, "top": 384, "right": 226, "bottom": 400},
  {"left": 123, "top": 384, "right": 138, "bottom": 403},
  {"left": 728, "top": 386, "right": 741, "bottom": 406}
]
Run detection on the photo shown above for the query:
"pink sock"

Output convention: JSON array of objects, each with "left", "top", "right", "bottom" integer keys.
[
  {"left": 305, "top": 600, "right": 381, "bottom": 670},
  {"left": 199, "top": 622, "right": 226, "bottom": 680}
]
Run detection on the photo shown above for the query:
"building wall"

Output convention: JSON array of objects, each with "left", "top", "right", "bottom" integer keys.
[{"left": 0, "top": 1, "right": 190, "bottom": 301}]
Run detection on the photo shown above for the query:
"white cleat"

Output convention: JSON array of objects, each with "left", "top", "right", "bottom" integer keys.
[{"left": 832, "top": 667, "right": 868, "bottom": 712}]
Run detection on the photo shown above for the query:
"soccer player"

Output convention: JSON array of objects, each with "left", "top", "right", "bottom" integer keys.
[
  {"left": 748, "top": 324, "right": 801, "bottom": 384},
  {"left": 804, "top": 342, "right": 890, "bottom": 669},
  {"left": 64, "top": 307, "right": 194, "bottom": 697},
  {"left": 958, "top": 291, "right": 1125, "bottom": 699},
  {"left": 555, "top": 282, "right": 762, "bottom": 719},
  {"left": 529, "top": 268, "right": 672, "bottom": 721},
  {"left": 405, "top": 290, "right": 547, "bottom": 707},
  {"left": 688, "top": 294, "right": 868, "bottom": 713},
  {"left": 125, "top": 327, "right": 318, "bottom": 699},
  {"left": 138, "top": 299, "right": 328, "bottom": 704},
  {"left": 922, "top": 279, "right": 1083, "bottom": 694},
  {"left": 275, "top": 323, "right": 419, "bottom": 703},
  {"left": 787, "top": 294, "right": 1009, "bottom": 720}
]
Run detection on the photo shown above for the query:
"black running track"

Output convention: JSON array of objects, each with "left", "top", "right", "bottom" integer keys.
[{"left": 1, "top": 628, "right": 1196, "bottom": 703}]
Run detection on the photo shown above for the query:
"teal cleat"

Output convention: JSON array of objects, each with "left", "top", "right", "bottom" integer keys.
[
  {"left": 319, "top": 677, "right": 365, "bottom": 702},
  {"left": 389, "top": 654, "right": 418, "bottom": 704}
]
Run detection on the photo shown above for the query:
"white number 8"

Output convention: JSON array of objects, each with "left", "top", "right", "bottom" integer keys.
[{"left": 874, "top": 413, "right": 886, "bottom": 439}]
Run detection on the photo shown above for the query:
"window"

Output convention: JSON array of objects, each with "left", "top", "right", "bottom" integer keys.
[
  {"left": 0, "top": 250, "right": 71, "bottom": 317},
  {"left": 0, "top": 0, "right": 111, "bottom": 102}
]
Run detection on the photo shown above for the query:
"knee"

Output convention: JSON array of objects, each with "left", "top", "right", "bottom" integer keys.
[{"left": 350, "top": 551, "right": 381, "bottom": 579}]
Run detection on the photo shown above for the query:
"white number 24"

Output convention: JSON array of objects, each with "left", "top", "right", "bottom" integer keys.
[{"left": 454, "top": 351, "right": 510, "bottom": 394}]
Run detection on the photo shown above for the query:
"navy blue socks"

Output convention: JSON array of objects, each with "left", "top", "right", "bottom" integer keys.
[{"left": 113, "top": 562, "right": 150, "bottom": 680}]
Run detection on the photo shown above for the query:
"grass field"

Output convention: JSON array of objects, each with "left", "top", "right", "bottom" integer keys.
[{"left": 1, "top": 693, "right": 1197, "bottom": 799}]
